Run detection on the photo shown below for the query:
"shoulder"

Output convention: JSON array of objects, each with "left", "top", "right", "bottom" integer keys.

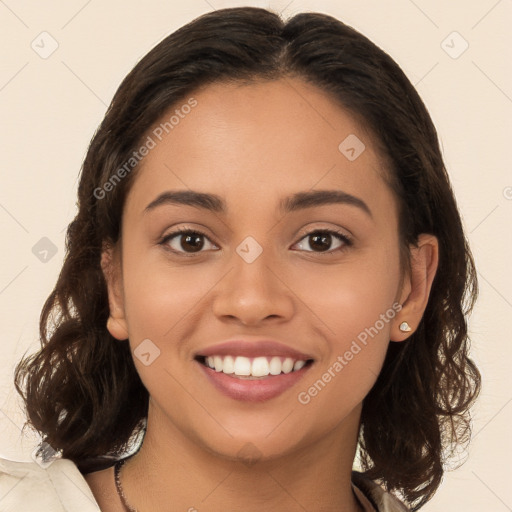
[
  {"left": 352, "top": 471, "right": 411, "bottom": 512},
  {"left": 0, "top": 456, "right": 101, "bottom": 511}
]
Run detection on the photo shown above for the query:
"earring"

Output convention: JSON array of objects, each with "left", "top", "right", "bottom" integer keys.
[{"left": 399, "top": 321, "right": 412, "bottom": 332}]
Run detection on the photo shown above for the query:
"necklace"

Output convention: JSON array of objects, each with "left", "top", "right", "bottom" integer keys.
[{"left": 114, "top": 458, "right": 138, "bottom": 512}]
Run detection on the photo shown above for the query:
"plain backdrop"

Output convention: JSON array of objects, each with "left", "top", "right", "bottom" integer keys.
[{"left": 1, "top": 1, "right": 511, "bottom": 510}]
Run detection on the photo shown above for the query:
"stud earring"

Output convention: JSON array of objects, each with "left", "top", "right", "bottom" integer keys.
[{"left": 399, "top": 321, "right": 412, "bottom": 332}]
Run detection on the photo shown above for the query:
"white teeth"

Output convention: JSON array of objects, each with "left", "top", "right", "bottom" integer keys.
[
  {"left": 293, "top": 360, "right": 306, "bottom": 371},
  {"left": 213, "top": 355, "right": 223, "bottom": 372},
  {"left": 269, "top": 356, "right": 282, "bottom": 375},
  {"left": 251, "top": 357, "right": 270, "bottom": 377},
  {"left": 202, "top": 355, "right": 309, "bottom": 377},
  {"left": 222, "top": 355, "right": 235, "bottom": 374},
  {"left": 281, "top": 358, "right": 294, "bottom": 374},
  {"left": 233, "top": 356, "right": 251, "bottom": 376}
]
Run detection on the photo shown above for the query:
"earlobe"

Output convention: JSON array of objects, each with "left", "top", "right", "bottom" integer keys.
[
  {"left": 106, "top": 316, "right": 129, "bottom": 341},
  {"left": 391, "top": 234, "right": 439, "bottom": 342},
  {"left": 101, "top": 243, "right": 129, "bottom": 341}
]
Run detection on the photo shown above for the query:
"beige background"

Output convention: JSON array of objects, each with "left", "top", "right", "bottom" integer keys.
[{"left": 1, "top": 0, "right": 511, "bottom": 510}]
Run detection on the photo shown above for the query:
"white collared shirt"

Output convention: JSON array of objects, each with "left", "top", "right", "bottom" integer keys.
[{"left": 0, "top": 456, "right": 101, "bottom": 511}]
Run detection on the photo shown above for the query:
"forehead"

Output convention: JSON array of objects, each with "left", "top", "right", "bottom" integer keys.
[{"left": 125, "top": 77, "right": 394, "bottom": 218}]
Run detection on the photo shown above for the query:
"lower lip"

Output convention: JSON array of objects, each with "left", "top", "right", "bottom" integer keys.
[{"left": 196, "top": 360, "right": 313, "bottom": 402}]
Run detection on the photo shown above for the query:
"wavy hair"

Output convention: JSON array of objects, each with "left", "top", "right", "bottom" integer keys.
[{"left": 14, "top": 7, "right": 480, "bottom": 509}]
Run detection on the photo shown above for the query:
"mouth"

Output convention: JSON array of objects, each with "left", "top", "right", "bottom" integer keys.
[
  {"left": 195, "top": 354, "right": 314, "bottom": 378},
  {"left": 194, "top": 355, "right": 315, "bottom": 402}
]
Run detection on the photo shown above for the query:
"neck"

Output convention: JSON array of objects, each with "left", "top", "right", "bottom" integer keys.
[{"left": 121, "top": 403, "right": 364, "bottom": 512}]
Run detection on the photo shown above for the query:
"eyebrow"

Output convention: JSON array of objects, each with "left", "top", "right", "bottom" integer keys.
[{"left": 144, "top": 189, "right": 372, "bottom": 218}]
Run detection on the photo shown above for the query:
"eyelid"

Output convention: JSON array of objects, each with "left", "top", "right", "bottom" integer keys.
[{"left": 295, "top": 225, "right": 353, "bottom": 244}]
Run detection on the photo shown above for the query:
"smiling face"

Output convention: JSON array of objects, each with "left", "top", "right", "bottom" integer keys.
[{"left": 103, "top": 77, "right": 418, "bottom": 464}]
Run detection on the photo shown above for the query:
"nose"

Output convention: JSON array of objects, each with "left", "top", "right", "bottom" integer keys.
[{"left": 211, "top": 245, "right": 295, "bottom": 327}]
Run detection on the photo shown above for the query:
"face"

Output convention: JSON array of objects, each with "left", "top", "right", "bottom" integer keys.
[{"left": 104, "top": 77, "right": 416, "bottom": 464}]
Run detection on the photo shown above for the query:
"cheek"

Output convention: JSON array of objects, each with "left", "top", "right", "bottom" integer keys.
[
  {"left": 123, "top": 258, "right": 209, "bottom": 342},
  {"left": 304, "top": 247, "right": 400, "bottom": 341},
  {"left": 295, "top": 247, "right": 401, "bottom": 403}
]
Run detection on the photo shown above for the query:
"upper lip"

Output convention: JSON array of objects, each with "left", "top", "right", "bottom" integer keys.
[{"left": 195, "top": 339, "right": 314, "bottom": 361}]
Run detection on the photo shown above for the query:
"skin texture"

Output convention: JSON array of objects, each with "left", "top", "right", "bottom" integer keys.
[{"left": 86, "top": 77, "right": 438, "bottom": 511}]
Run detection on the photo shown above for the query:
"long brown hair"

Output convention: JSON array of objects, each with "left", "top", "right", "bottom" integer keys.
[{"left": 14, "top": 7, "right": 480, "bottom": 509}]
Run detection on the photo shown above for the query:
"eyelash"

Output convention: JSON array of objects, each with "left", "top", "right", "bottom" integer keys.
[{"left": 159, "top": 227, "right": 353, "bottom": 257}]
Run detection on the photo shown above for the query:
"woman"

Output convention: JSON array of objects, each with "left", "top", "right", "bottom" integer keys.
[{"left": 2, "top": 6, "right": 480, "bottom": 511}]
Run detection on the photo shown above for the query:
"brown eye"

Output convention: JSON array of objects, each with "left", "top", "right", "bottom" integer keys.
[
  {"left": 293, "top": 229, "right": 352, "bottom": 253},
  {"left": 178, "top": 232, "right": 204, "bottom": 252},
  {"left": 161, "top": 229, "right": 218, "bottom": 254}
]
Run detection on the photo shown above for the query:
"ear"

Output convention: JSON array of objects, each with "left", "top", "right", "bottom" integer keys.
[
  {"left": 390, "top": 233, "right": 439, "bottom": 342},
  {"left": 101, "top": 242, "right": 129, "bottom": 340}
]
